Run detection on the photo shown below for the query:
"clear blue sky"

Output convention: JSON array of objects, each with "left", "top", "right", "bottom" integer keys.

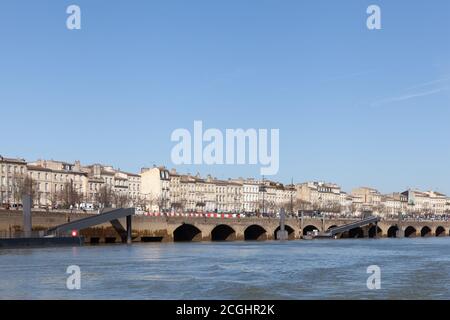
[{"left": 0, "top": 0, "right": 449, "bottom": 194}]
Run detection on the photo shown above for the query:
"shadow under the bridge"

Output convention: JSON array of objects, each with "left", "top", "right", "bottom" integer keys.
[
  {"left": 302, "top": 225, "right": 320, "bottom": 236},
  {"left": 368, "top": 225, "right": 383, "bottom": 238},
  {"left": 211, "top": 224, "right": 236, "bottom": 241},
  {"left": 387, "top": 225, "right": 399, "bottom": 238},
  {"left": 274, "top": 225, "right": 295, "bottom": 240},
  {"left": 404, "top": 226, "right": 417, "bottom": 238},
  {"left": 244, "top": 225, "right": 267, "bottom": 241},
  {"left": 421, "top": 226, "right": 432, "bottom": 237},
  {"left": 435, "top": 226, "right": 446, "bottom": 237},
  {"left": 173, "top": 224, "right": 202, "bottom": 242}
]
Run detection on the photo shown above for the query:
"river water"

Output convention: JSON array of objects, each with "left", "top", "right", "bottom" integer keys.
[{"left": 1, "top": 238, "right": 449, "bottom": 300}]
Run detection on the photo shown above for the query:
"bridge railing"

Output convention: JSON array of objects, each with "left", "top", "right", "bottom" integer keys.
[{"left": 139, "top": 212, "right": 449, "bottom": 223}]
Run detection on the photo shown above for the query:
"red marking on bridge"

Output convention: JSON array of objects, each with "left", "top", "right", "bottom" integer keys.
[{"left": 144, "top": 212, "right": 241, "bottom": 219}]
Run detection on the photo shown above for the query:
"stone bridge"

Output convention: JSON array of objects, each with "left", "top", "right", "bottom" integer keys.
[
  {"left": 128, "top": 216, "right": 450, "bottom": 242},
  {"left": 1, "top": 210, "right": 449, "bottom": 243}
]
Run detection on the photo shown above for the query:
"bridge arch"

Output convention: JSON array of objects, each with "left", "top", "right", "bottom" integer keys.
[
  {"left": 421, "top": 226, "right": 432, "bottom": 237},
  {"left": 348, "top": 227, "right": 364, "bottom": 238},
  {"left": 274, "top": 225, "right": 295, "bottom": 240},
  {"left": 173, "top": 224, "right": 202, "bottom": 242},
  {"left": 404, "top": 226, "right": 417, "bottom": 238},
  {"left": 368, "top": 225, "right": 383, "bottom": 238},
  {"left": 302, "top": 225, "right": 320, "bottom": 236},
  {"left": 211, "top": 224, "right": 236, "bottom": 241},
  {"left": 387, "top": 225, "right": 399, "bottom": 238},
  {"left": 244, "top": 225, "right": 267, "bottom": 241},
  {"left": 435, "top": 226, "right": 446, "bottom": 237},
  {"left": 326, "top": 225, "right": 343, "bottom": 238}
]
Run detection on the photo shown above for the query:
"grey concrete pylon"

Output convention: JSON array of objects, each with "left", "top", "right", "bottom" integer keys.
[
  {"left": 276, "top": 208, "right": 288, "bottom": 240},
  {"left": 23, "top": 195, "right": 32, "bottom": 238}
]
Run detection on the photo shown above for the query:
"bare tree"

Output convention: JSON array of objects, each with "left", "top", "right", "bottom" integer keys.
[
  {"left": 58, "top": 182, "right": 83, "bottom": 209},
  {"left": 113, "top": 191, "right": 130, "bottom": 208},
  {"left": 350, "top": 203, "right": 360, "bottom": 215},
  {"left": 10, "top": 173, "right": 26, "bottom": 208},
  {"left": 373, "top": 204, "right": 387, "bottom": 216},
  {"left": 171, "top": 199, "right": 186, "bottom": 213},
  {"left": 156, "top": 195, "right": 166, "bottom": 212},
  {"left": 96, "top": 186, "right": 114, "bottom": 208},
  {"left": 277, "top": 201, "right": 291, "bottom": 213},
  {"left": 134, "top": 195, "right": 148, "bottom": 211},
  {"left": 255, "top": 199, "right": 265, "bottom": 214},
  {"left": 325, "top": 201, "right": 341, "bottom": 213},
  {"left": 294, "top": 199, "right": 311, "bottom": 212},
  {"left": 48, "top": 191, "right": 59, "bottom": 209},
  {"left": 144, "top": 192, "right": 156, "bottom": 211},
  {"left": 13, "top": 175, "right": 38, "bottom": 206}
]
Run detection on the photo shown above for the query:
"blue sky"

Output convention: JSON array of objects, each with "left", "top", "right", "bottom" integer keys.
[{"left": 0, "top": 0, "right": 449, "bottom": 194}]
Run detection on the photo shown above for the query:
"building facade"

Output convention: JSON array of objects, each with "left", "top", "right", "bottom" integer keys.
[
  {"left": 0, "top": 156, "right": 27, "bottom": 206},
  {"left": 27, "top": 159, "right": 87, "bottom": 207},
  {"left": 140, "top": 167, "right": 294, "bottom": 214},
  {"left": 2, "top": 155, "right": 449, "bottom": 216},
  {"left": 351, "top": 187, "right": 383, "bottom": 212},
  {"left": 81, "top": 164, "right": 142, "bottom": 208},
  {"left": 296, "top": 182, "right": 345, "bottom": 212},
  {"left": 402, "top": 189, "right": 448, "bottom": 215}
]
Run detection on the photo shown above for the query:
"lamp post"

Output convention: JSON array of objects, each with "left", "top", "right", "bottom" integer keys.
[
  {"left": 259, "top": 176, "right": 267, "bottom": 216},
  {"left": 290, "top": 179, "right": 294, "bottom": 217},
  {"left": 162, "top": 187, "right": 169, "bottom": 213}
]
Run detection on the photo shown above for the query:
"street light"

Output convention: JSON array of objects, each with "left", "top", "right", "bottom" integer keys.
[
  {"left": 162, "top": 187, "right": 169, "bottom": 213},
  {"left": 259, "top": 179, "right": 267, "bottom": 216}
]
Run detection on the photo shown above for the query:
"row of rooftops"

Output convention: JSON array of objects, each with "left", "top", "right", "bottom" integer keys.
[
  {"left": 0, "top": 155, "right": 26, "bottom": 165},
  {"left": 2, "top": 156, "right": 448, "bottom": 199},
  {"left": 0, "top": 155, "right": 139, "bottom": 182},
  {"left": 150, "top": 166, "right": 296, "bottom": 190}
]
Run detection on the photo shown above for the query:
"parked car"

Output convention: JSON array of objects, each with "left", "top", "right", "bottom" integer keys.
[{"left": 80, "top": 203, "right": 95, "bottom": 211}]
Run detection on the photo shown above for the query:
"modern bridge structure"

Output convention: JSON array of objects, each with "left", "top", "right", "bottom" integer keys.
[
  {"left": 45, "top": 208, "right": 135, "bottom": 244},
  {"left": 320, "top": 216, "right": 381, "bottom": 238}
]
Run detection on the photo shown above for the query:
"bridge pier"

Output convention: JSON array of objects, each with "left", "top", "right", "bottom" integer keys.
[
  {"left": 362, "top": 227, "right": 370, "bottom": 238},
  {"left": 126, "top": 215, "right": 132, "bottom": 245}
]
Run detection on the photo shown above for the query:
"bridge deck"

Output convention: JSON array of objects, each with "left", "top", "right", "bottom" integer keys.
[
  {"left": 46, "top": 208, "right": 135, "bottom": 237},
  {"left": 323, "top": 216, "right": 380, "bottom": 237}
]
